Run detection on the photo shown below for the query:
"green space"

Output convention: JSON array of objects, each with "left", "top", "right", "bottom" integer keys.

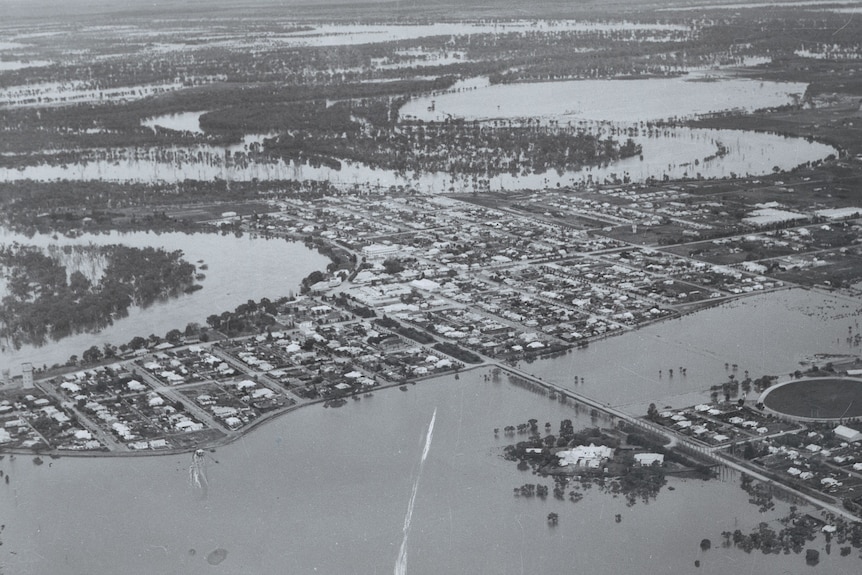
[{"left": 763, "top": 378, "right": 862, "bottom": 420}]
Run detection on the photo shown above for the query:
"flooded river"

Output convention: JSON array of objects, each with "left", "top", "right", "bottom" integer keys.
[
  {"left": 400, "top": 72, "right": 810, "bottom": 123},
  {"left": 0, "top": 69, "right": 837, "bottom": 189},
  {"left": 0, "top": 124, "right": 835, "bottom": 191},
  {"left": 0, "top": 27, "right": 856, "bottom": 573},
  {"left": 1, "top": 361, "right": 858, "bottom": 574},
  {"left": 0, "top": 229, "right": 328, "bottom": 374}
]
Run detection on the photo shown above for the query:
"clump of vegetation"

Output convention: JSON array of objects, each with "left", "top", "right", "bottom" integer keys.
[
  {"left": 0, "top": 244, "right": 197, "bottom": 348},
  {"left": 263, "top": 109, "right": 641, "bottom": 180},
  {"left": 501, "top": 420, "right": 711, "bottom": 507},
  {"left": 715, "top": 480, "right": 862, "bottom": 565},
  {"left": 205, "top": 297, "right": 280, "bottom": 338},
  {"left": 740, "top": 473, "right": 775, "bottom": 513},
  {"left": 433, "top": 342, "right": 482, "bottom": 364}
]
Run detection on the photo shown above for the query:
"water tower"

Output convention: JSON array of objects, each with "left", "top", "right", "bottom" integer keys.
[{"left": 22, "top": 363, "right": 34, "bottom": 389}]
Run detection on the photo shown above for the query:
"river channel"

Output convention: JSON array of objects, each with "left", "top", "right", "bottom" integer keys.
[
  {"left": 1, "top": 246, "right": 858, "bottom": 573},
  {"left": 0, "top": 41, "right": 857, "bottom": 573},
  {"left": 0, "top": 72, "right": 837, "bottom": 190},
  {"left": 1, "top": 360, "right": 859, "bottom": 574}
]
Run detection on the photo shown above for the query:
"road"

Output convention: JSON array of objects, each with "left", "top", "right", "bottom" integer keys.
[
  {"left": 35, "top": 380, "right": 126, "bottom": 451},
  {"left": 496, "top": 363, "right": 862, "bottom": 522}
]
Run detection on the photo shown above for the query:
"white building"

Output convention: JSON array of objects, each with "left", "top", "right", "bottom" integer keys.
[
  {"left": 634, "top": 453, "right": 665, "bottom": 466},
  {"left": 834, "top": 424, "right": 862, "bottom": 443},
  {"left": 557, "top": 443, "right": 613, "bottom": 469},
  {"left": 361, "top": 243, "right": 401, "bottom": 260}
]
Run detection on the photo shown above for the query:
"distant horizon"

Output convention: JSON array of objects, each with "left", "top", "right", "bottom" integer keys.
[
  {"left": 0, "top": 0, "right": 400, "bottom": 24},
  {"left": 0, "top": 0, "right": 735, "bottom": 26}
]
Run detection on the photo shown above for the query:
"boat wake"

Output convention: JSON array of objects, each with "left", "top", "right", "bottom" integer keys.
[
  {"left": 189, "top": 449, "right": 209, "bottom": 495},
  {"left": 394, "top": 408, "right": 436, "bottom": 575}
]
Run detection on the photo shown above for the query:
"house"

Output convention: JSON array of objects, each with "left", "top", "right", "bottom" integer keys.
[
  {"left": 634, "top": 453, "right": 664, "bottom": 466},
  {"left": 126, "top": 380, "right": 146, "bottom": 392},
  {"left": 377, "top": 335, "right": 404, "bottom": 352}
]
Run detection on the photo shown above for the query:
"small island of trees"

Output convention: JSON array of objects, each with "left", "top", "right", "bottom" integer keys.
[
  {"left": 502, "top": 419, "right": 713, "bottom": 508},
  {"left": 0, "top": 243, "right": 199, "bottom": 349}
]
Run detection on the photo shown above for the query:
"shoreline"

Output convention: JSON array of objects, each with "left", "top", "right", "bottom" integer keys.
[
  {"left": 6, "top": 363, "right": 489, "bottom": 460},
  {"left": 0, "top": 282, "right": 847, "bottom": 460},
  {"left": 10, "top": 354, "right": 862, "bottom": 524}
]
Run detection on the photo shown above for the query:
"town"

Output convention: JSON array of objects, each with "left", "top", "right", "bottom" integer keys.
[
  {"left": 3, "top": 165, "right": 862, "bottom": 521},
  {"left": 3, "top": 1, "right": 862, "bottom": 571}
]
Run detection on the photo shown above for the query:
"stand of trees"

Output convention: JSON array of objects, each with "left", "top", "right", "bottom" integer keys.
[{"left": 0, "top": 244, "right": 197, "bottom": 348}]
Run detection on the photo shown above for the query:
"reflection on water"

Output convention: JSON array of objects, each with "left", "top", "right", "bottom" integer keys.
[
  {"left": 0, "top": 124, "right": 835, "bottom": 190},
  {"left": 0, "top": 228, "right": 328, "bottom": 373}
]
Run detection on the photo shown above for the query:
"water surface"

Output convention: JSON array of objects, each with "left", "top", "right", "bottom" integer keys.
[
  {"left": 400, "top": 73, "right": 808, "bottom": 123},
  {"left": 1, "top": 368, "right": 855, "bottom": 575},
  {"left": 0, "top": 229, "right": 327, "bottom": 373}
]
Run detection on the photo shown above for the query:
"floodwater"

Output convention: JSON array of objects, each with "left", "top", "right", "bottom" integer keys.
[
  {"left": 0, "top": 367, "right": 857, "bottom": 575},
  {"left": 0, "top": 126, "right": 835, "bottom": 191},
  {"left": 0, "top": 229, "right": 328, "bottom": 374},
  {"left": 265, "top": 20, "right": 692, "bottom": 48},
  {"left": 141, "top": 111, "right": 208, "bottom": 134},
  {"left": 399, "top": 73, "right": 809, "bottom": 123},
  {"left": 0, "top": 81, "right": 186, "bottom": 107},
  {"left": 1, "top": 19, "right": 859, "bottom": 572},
  {"left": 660, "top": 0, "right": 862, "bottom": 11},
  {"left": 526, "top": 288, "right": 860, "bottom": 412},
  {"left": 1, "top": 71, "right": 835, "bottom": 189},
  {"left": 0, "top": 235, "right": 858, "bottom": 575},
  {"left": 0, "top": 60, "right": 52, "bottom": 71}
]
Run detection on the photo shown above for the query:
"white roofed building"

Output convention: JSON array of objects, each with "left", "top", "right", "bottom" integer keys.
[
  {"left": 361, "top": 243, "right": 401, "bottom": 260},
  {"left": 557, "top": 444, "right": 613, "bottom": 469},
  {"left": 834, "top": 425, "right": 862, "bottom": 443},
  {"left": 634, "top": 453, "right": 665, "bottom": 466}
]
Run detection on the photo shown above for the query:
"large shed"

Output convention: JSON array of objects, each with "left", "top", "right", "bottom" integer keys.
[{"left": 834, "top": 424, "right": 862, "bottom": 443}]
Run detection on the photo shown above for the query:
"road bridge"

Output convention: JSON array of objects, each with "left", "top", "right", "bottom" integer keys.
[{"left": 496, "top": 363, "right": 861, "bottom": 522}]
